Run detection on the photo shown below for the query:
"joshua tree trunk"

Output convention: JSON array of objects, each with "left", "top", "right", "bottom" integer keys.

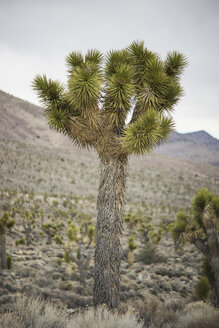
[
  {"left": 211, "top": 257, "right": 219, "bottom": 307},
  {"left": 204, "top": 205, "right": 219, "bottom": 307},
  {"left": 94, "top": 156, "right": 127, "bottom": 309},
  {"left": 0, "top": 233, "right": 7, "bottom": 270},
  {"left": 207, "top": 229, "right": 219, "bottom": 307}
]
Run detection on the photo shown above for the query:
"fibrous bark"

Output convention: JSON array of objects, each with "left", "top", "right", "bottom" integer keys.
[
  {"left": 94, "top": 156, "right": 127, "bottom": 309},
  {"left": 203, "top": 205, "right": 219, "bottom": 307}
]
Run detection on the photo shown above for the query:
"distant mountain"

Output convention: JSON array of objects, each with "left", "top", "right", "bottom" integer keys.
[
  {"left": 0, "top": 90, "right": 219, "bottom": 166},
  {"left": 156, "top": 131, "right": 219, "bottom": 166}
]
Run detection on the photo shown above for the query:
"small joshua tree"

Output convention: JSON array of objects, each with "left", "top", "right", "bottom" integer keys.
[
  {"left": 21, "top": 211, "right": 36, "bottom": 246},
  {"left": 42, "top": 223, "right": 57, "bottom": 244},
  {"left": 127, "top": 236, "right": 137, "bottom": 266},
  {"left": 172, "top": 188, "right": 219, "bottom": 307},
  {"left": 33, "top": 41, "right": 187, "bottom": 308},
  {"left": 0, "top": 211, "right": 15, "bottom": 269},
  {"left": 64, "top": 220, "right": 95, "bottom": 286}
]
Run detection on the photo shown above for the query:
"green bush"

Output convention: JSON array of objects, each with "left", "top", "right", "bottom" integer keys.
[
  {"left": 136, "top": 242, "right": 167, "bottom": 264},
  {"left": 172, "top": 301, "right": 219, "bottom": 328},
  {"left": 7, "top": 255, "right": 12, "bottom": 269},
  {"left": 15, "top": 238, "right": 25, "bottom": 246},
  {"left": 202, "top": 257, "right": 215, "bottom": 286},
  {"left": 64, "top": 251, "right": 71, "bottom": 264},
  {"left": 195, "top": 276, "right": 211, "bottom": 301},
  {"left": 66, "top": 281, "right": 73, "bottom": 290},
  {"left": 57, "top": 258, "right": 62, "bottom": 266},
  {"left": 54, "top": 234, "right": 63, "bottom": 245}
]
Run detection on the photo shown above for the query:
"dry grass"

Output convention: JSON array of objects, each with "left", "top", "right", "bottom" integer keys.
[
  {"left": 136, "top": 297, "right": 219, "bottom": 328},
  {"left": 0, "top": 295, "right": 143, "bottom": 328},
  {"left": 0, "top": 295, "right": 68, "bottom": 328},
  {"left": 73, "top": 306, "right": 143, "bottom": 328},
  {"left": 1, "top": 295, "right": 219, "bottom": 328},
  {"left": 136, "top": 296, "right": 179, "bottom": 328},
  {"left": 170, "top": 301, "right": 219, "bottom": 328}
]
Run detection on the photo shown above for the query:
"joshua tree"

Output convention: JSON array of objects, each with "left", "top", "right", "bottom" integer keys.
[
  {"left": 127, "top": 236, "right": 137, "bottom": 266},
  {"left": 0, "top": 211, "right": 16, "bottom": 269},
  {"left": 172, "top": 188, "right": 219, "bottom": 307},
  {"left": 33, "top": 41, "right": 187, "bottom": 308},
  {"left": 64, "top": 220, "right": 95, "bottom": 286}
]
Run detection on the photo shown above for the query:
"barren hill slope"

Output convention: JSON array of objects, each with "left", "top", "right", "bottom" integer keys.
[
  {"left": 1, "top": 89, "right": 218, "bottom": 166},
  {"left": 0, "top": 90, "right": 72, "bottom": 149}
]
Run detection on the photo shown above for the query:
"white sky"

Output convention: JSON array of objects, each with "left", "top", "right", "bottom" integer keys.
[{"left": 0, "top": 0, "right": 218, "bottom": 138}]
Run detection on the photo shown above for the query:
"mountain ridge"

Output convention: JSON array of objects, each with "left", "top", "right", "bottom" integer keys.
[{"left": 1, "top": 89, "right": 219, "bottom": 166}]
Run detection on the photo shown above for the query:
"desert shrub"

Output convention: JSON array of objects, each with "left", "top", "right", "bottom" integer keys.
[
  {"left": 0, "top": 295, "right": 69, "bottom": 328},
  {"left": 0, "top": 314, "right": 22, "bottom": 328},
  {"left": 202, "top": 257, "right": 215, "bottom": 286},
  {"left": 136, "top": 242, "right": 167, "bottom": 265},
  {"left": 15, "top": 237, "right": 25, "bottom": 246},
  {"left": 135, "top": 296, "right": 179, "bottom": 328},
  {"left": 7, "top": 255, "right": 12, "bottom": 269},
  {"left": 168, "top": 301, "right": 219, "bottom": 328},
  {"left": 195, "top": 276, "right": 211, "bottom": 301},
  {"left": 73, "top": 305, "right": 143, "bottom": 327},
  {"left": 0, "top": 295, "right": 143, "bottom": 328},
  {"left": 57, "top": 257, "right": 62, "bottom": 266},
  {"left": 54, "top": 234, "right": 63, "bottom": 245}
]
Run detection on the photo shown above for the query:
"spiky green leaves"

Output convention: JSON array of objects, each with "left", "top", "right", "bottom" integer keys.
[
  {"left": 135, "top": 57, "right": 184, "bottom": 112},
  {"left": 85, "top": 49, "right": 103, "bottom": 68},
  {"left": 127, "top": 41, "right": 187, "bottom": 115},
  {"left": 105, "top": 50, "right": 132, "bottom": 77},
  {"left": 192, "top": 188, "right": 219, "bottom": 226},
  {"left": 32, "top": 75, "right": 71, "bottom": 134},
  {"left": 103, "top": 62, "right": 134, "bottom": 132},
  {"left": 173, "top": 188, "right": 219, "bottom": 247},
  {"left": 171, "top": 211, "right": 188, "bottom": 240},
  {"left": 122, "top": 109, "right": 174, "bottom": 155},
  {"left": 165, "top": 51, "right": 188, "bottom": 78},
  {"left": 66, "top": 52, "right": 84, "bottom": 72},
  {"left": 68, "top": 63, "right": 102, "bottom": 109},
  {"left": 47, "top": 108, "right": 70, "bottom": 133},
  {"left": 32, "top": 75, "right": 65, "bottom": 109},
  {"left": 67, "top": 49, "right": 103, "bottom": 110},
  {"left": 103, "top": 51, "right": 134, "bottom": 133}
]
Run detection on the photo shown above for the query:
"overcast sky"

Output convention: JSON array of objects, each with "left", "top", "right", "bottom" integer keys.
[{"left": 0, "top": 0, "right": 218, "bottom": 138}]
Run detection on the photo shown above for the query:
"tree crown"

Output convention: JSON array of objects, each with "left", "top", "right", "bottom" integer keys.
[{"left": 32, "top": 41, "right": 187, "bottom": 159}]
